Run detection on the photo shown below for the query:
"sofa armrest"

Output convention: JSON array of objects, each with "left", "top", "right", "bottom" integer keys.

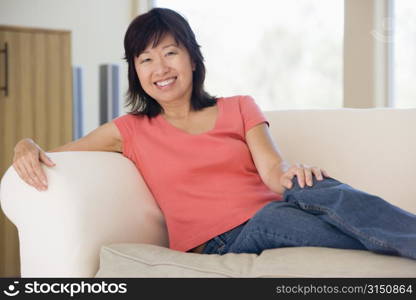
[{"left": 0, "top": 151, "right": 169, "bottom": 277}]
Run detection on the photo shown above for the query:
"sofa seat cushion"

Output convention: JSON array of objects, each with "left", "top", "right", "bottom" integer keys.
[{"left": 95, "top": 243, "right": 416, "bottom": 278}]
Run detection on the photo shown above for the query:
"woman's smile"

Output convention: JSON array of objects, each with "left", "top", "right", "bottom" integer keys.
[{"left": 154, "top": 76, "right": 177, "bottom": 90}]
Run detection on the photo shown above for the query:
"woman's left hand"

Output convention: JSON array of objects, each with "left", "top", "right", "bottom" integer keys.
[{"left": 279, "top": 163, "right": 329, "bottom": 190}]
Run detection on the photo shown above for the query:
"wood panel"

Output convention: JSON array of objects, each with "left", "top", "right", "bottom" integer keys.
[
  {"left": 18, "top": 32, "right": 36, "bottom": 144},
  {"left": 46, "top": 33, "right": 62, "bottom": 149},
  {"left": 0, "top": 26, "right": 72, "bottom": 277},
  {"left": 0, "top": 30, "right": 22, "bottom": 277},
  {"left": 0, "top": 31, "right": 18, "bottom": 175},
  {"left": 0, "top": 29, "right": 8, "bottom": 276},
  {"left": 0, "top": 29, "right": 17, "bottom": 277},
  {"left": 0, "top": 30, "right": 7, "bottom": 173},
  {"left": 33, "top": 32, "right": 48, "bottom": 148},
  {"left": 61, "top": 33, "right": 72, "bottom": 144}
]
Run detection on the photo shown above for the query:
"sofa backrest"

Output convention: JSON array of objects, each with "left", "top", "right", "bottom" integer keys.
[{"left": 265, "top": 108, "right": 416, "bottom": 214}]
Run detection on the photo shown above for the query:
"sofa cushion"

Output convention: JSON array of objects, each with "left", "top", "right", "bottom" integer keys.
[{"left": 95, "top": 243, "right": 416, "bottom": 278}]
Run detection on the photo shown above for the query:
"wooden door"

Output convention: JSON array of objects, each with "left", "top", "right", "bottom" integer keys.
[{"left": 0, "top": 26, "right": 72, "bottom": 277}]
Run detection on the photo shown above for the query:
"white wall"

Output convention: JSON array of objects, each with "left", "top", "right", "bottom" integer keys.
[
  {"left": 343, "top": 0, "right": 391, "bottom": 108},
  {"left": 0, "top": 0, "right": 135, "bottom": 135}
]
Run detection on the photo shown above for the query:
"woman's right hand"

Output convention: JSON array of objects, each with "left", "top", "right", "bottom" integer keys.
[{"left": 12, "top": 139, "right": 56, "bottom": 191}]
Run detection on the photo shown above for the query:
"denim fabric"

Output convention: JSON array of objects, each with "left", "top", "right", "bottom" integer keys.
[
  {"left": 201, "top": 220, "right": 249, "bottom": 255},
  {"left": 202, "top": 176, "right": 416, "bottom": 260}
]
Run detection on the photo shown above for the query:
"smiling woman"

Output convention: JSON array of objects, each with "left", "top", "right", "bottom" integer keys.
[
  {"left": 109, "top": 7, "right": 416, "bottom": 259},
  {"left": 11, "top": 7, "right": 416, "bottom": 260},
  {"left": 123, "top": 8, "right": 217, "bottom": 118}
]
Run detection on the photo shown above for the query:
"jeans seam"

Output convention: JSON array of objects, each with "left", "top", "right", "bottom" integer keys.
[
  {"left": 214, "top": 237, "right": 226, "bottom": 255},
  {"left": 230, "top": 228, "right": 311, "bottom": 254},
  {"left": 297, "top": 201, "right": 397, "bottom": 251},
  {"left": 259, "top": 229, "right": 310, "bottom": 246},
  {"left": 228, "top": 229, "right": 251, "bottom": 253}
]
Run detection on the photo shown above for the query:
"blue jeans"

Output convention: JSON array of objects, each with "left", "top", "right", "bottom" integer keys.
[{"left": 202, "top": 176, "right": 416, "bottom": 260}]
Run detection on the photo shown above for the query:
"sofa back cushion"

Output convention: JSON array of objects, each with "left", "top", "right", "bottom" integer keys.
[{"left": 265, "top": 108, "right": 416, "bottom": 213}]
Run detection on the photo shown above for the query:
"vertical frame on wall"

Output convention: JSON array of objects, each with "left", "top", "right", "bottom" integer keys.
[
  {"left": 99, "top": 64, "right": 120, "bottom": 125},
  {"left": 72, "top": 66, "right": 84, "bottom": 140}
]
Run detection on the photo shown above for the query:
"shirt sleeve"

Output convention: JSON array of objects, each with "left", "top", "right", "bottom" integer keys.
[
  {"left": 239, "top": 95, "right": 269, "bottom": 133},
  {"left": 112, "top": 114, "right": 135, "bottom": 160}
]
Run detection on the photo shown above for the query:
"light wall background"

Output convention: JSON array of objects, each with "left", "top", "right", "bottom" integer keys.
[
  {"left": 0, "top": 0, "right": 141, "bottom": 134},
  {"left": 0, "top": 0, "right": 408, "bottom": 136}
]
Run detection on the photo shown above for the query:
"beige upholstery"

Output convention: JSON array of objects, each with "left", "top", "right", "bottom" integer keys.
[
  {"left": 1, "top": 108, "right": 416, "bottom": 277},
  {"left": 95, "top": 244, "right": 416, "bottom": 278},
  {"left": 0, "top": 151, "right": 169, "bottom": 277}
]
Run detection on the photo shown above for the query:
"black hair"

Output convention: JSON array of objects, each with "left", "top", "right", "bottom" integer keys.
[{"left": 123, "top": 7, "right": 217, "bottom": 117}]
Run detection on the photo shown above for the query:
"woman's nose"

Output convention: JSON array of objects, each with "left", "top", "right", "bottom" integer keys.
[{"left": 154, "top": 58, "right": 169, "bottom": 75}]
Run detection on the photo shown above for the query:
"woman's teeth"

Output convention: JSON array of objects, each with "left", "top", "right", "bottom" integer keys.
[{"left": 156, "top": 77, "right": 176, "bottom": 87}]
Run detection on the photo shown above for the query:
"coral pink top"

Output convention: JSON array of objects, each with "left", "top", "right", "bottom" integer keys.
[{"left": 113, "top": 95, "right": 282, "bottom": 252}]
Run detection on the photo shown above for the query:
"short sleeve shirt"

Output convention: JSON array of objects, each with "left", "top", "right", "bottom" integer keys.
[{"left": 113, "top": 95, "right": 282, "bottom": 252}]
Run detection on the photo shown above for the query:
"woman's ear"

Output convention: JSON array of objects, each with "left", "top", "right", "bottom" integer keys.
[{"left": 192, "top": 61, "right": 196, "bottom": 71}]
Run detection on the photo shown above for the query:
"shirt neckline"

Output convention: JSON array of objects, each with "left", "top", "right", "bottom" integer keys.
[{"left": 157, "top": 98, "right": 223, "bottom": 136}]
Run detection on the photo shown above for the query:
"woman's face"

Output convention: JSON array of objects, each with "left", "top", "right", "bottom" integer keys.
[{"left": 135, "top": 34, "right": 195, "bottom": 106}]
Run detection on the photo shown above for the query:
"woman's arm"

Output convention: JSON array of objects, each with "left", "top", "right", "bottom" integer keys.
[
  {"left": 245, "top": 123, "right": 289, "bottom": 195},
  {"left": 48, "top": 121, "right": 122, "bottom": 153},
  {"left": 12, "top": 121, "right": 123, "bottom": 191},
  {"left": 246, "top": 123, "right": 328, "bottom": 194}
]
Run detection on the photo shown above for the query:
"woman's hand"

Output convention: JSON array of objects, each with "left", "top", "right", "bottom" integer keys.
[
  {"left": 279, "top": 163, "right": 329, "bottom": 190},
  {"left": 12, "top": 138, "right": 56, "bottom": 191}
]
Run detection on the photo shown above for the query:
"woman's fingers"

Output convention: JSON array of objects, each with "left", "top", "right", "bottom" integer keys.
[
  {"left": 279, "top": 170, "right": 295, "bottom": 190},
  {"left": 16, "top": 159, "right": 38, "bottom": 189},
  {"left": 294, "top": 163, "right": 306, "bottom": 188},
  {"left": 12, "top": 162, "right": 30, "bottom": 186},
  {"left": 38, "top": 152, "right": 55, "bottom": 188},
  {"left": 311, "top": 167, "right": 324, "bottom": 180},
  {"left": 280, "top": 164, "right": 330, "bottom": 191},
  {"left": 282, "top": 176, "right": 293, "bottom": 189},
  {"left": 304, "top": 166, "right": 315, "bottom": 187},
  {"left": 40, "top": 151, "right": 55, "bottom": 167},
  {"left": 12, "top": 144, "right": 50, "bottom": 191},
  {"left": 29, "top": 159, "right": 48, "bottom": 190},
  {"left": 291, "top": 164, "right": 328, "bottom": 188}
]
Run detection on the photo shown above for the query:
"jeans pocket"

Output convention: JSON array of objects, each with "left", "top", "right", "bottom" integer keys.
[
  {"left": 212, "top": 236, "right": 227, "bottom": 254},
  {"left": 202, "top": 235, "right": 226, "bottom": 255},
  {"left": 202, "top": 222, "right": 249, "bottom": 255}
]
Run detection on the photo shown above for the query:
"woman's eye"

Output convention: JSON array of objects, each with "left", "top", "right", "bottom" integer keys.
[
  {"left": 166, "top": 51, "right": 177, "bottom": 56},
  {"left": 141, "top": 58, "right": 151, "bottom": 63}
]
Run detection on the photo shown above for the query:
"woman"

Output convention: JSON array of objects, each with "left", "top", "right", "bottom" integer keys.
[{"left": 13, "top": 8, "right": 416, "bottom": 259}]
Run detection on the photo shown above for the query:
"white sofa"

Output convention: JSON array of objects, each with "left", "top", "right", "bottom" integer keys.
[{"left": 1, "top": 108, "right": 416, "bottom": 277}]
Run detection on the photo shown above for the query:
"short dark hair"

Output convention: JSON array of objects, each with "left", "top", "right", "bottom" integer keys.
[{"left": 123, "top": 7, "right": 217, "bottom": 117}]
